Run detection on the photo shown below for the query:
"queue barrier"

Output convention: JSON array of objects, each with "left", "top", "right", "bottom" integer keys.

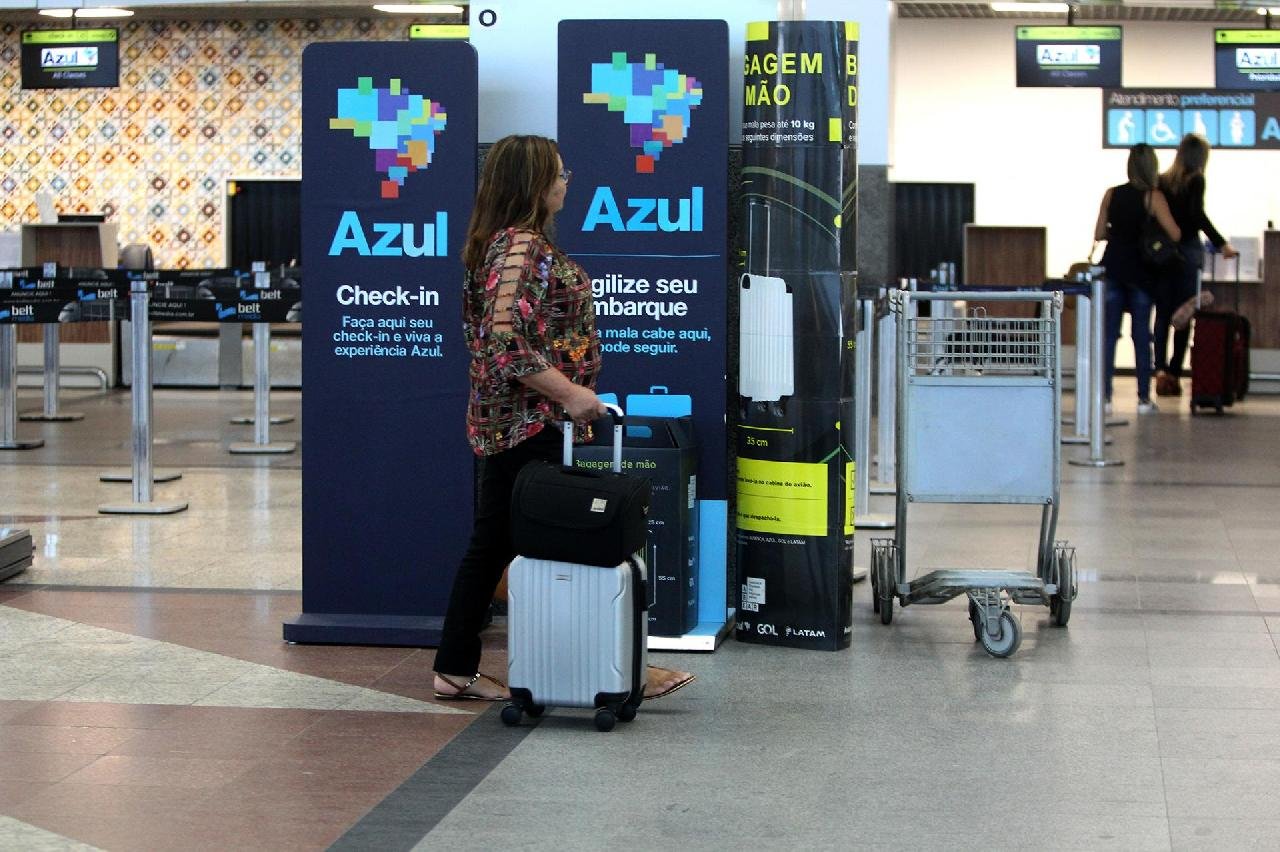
[{"left": 1, "top": 264, "right": 302, "bottom": 495}]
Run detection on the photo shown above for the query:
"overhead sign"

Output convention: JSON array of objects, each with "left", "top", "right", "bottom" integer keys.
[
  {"left": 1216, "top": 29, "right": 1280, "bottom": 91},
  {"left": 1103, "top": 88, "right": 1280, "bottom": 149},
  {"left": 289, "top": 41, "right": 478, "bottom": 646},
  {"left": 1016, "top": 26, "right": 1122, "bottom": 88},
  {"left": 20, "top": 29, "right": 119, "bottom": 89}
]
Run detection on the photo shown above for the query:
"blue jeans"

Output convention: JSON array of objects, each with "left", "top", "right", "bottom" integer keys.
[{"left": 1105, "top": 282, "right": 1154, "bottom": 402}]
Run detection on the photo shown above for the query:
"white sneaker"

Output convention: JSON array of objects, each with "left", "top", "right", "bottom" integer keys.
[
  {"left": 1137, "top": 400, "right": 1159, "bottom": 415},
  {"left": 1104, "top": 402, "right": 1114, "bottom": 416}
]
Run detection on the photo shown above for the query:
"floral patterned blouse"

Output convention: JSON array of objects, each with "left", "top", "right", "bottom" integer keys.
[{"left": 464, "top": 228, "right": 601, "bottom": 456}]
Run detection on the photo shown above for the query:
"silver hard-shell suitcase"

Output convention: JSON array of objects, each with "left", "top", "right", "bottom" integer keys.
[{"left": 503, "top": 406, "right": 649, "bottom": 732}]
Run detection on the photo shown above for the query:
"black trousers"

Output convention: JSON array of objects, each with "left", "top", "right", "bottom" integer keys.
[
  {"left": 433, "top": 427, "right": 561, "bottom": 677},
  {"left": 1154, "top": 242, "right": 1201, "bottom": 378}
]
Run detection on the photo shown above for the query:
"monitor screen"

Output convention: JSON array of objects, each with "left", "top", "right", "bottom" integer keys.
[
  {"left": 1215, "top": 29, "right": 1280, "bottom": 91},
  {"left": 20, "top": 29, "right": 119, "bottom": 90},
  {"left": 1015, "top": 26, "right": 1122, "bottom": 88}
]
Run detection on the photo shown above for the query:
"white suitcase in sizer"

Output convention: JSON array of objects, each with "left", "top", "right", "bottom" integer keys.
[{"left": 738, "top": 272, "right": 795, "bottom": 403}]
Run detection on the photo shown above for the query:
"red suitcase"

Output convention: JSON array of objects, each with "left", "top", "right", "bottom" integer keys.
[{"left": 1190, "top": 310, "right": 1250, "bottom": 414}]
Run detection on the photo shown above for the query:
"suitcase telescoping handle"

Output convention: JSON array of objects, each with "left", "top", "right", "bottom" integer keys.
[{"left": 563, "top": 402, "right": 625, "bottom": 473}]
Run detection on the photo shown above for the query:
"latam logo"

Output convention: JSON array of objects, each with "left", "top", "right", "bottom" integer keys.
[
  {"left": 330, "top": 77, "right": 447, "bottom": 199},
  {"left": 583, "top": 51, "right": 703, "bottom": 174}
]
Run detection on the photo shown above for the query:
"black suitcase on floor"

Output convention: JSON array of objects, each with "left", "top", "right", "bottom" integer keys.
[{"left": 510, "top": 406, "right": 650, "bottom": 568}]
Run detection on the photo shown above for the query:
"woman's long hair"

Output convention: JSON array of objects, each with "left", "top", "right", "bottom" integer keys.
[
  {"left": 1161, "top": 133, "right": 1210, "bottom": 197},
  {"left": 462, "top": 135, "right": 560, "bottom": 271},
  {"left": 1126, "top": 143, "right": 1160, "bottom": 192}
]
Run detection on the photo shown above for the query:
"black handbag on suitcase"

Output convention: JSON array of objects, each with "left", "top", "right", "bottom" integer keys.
[{"left": 510, "top": 407, "right": 650, "bottom": 568}]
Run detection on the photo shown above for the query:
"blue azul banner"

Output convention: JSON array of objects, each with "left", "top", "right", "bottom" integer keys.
[
  {"left": 556, "top": 19, "right": 729, "bottom": 498},
  {"left": 557, "top": 20, "right": 730, "bottom": 641},
  {"left": 288, "top": 41, "right": 477, "bottom": 645}
]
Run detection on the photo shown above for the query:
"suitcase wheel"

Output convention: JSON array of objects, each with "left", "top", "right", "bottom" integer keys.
[
  {"left": 617, "top": 704, "right": 637, "bottom": 723},
  {"left": 525, "top": 703, "right": 545, "bottom": 718},
  {"left": 500, "top": 704, "right": 523, "bottom": 727},
  {"left": 594, "top": 708, "right": 617, "bottom": 732}
]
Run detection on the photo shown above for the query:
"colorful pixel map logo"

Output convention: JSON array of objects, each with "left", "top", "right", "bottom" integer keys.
[
  {"left": 330, "top": 77, "right": 447, "bottom": 199},
  {"left": 583, "top": 52, "right": 703, "bottom": 174}
]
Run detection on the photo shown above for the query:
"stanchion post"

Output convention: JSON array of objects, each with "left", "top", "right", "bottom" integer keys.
[
  {"left": 230, "top": 264, "right": 296, "bottom": 455},
  {"left": 100, "top": 285, "right": 181, "bottom": 482},
  {"left": 855, "top": 298, "right": 893, "bottom": 530},
  {"left": 20, "top": 323, "right": 84, "bottom": 422},
  {"left": 230, "top": 265, "right": 294, "bottom": 427},
  {"left": 1069, "top": 276, "right": 1123, "bottom": 468},
  {"left": 0, "top": 324, "right": 44, "bottom": 450},
  {"left": 872, "top": 287, "right": 896, "bottom": 494},
  {"left": 99, "top": 281, "right": 188, "bottom": 513},
  {"left": 1062, "top": 291, "right": 1090, "bottom": 445}
]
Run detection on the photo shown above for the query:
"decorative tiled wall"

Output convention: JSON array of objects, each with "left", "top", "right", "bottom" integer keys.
[{"left": 0, "top": 17, "right": 404, "bottom": 268}]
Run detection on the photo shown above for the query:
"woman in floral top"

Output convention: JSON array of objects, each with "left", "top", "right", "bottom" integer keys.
[{"left": 433, "top": 135, "right": 693, "bottom": 703}]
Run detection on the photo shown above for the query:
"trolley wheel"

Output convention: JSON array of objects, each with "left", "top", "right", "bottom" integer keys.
[
  {"left": 525, "top": 703, "right": 546, "bottom": 719},
  {"left": 500, "top": 704, "right": 522, "bottom": 727},
  {"left": 1051, "top": 562, "right": 1074, "bottom": 629},
  {"left": 594, "top": 708, "right": 617, "bottom": 732},
  {"left": 979, "top": 611, "right": 1021, "bottom": 658},
  {"left": 876, "top": 551, "right": 894, "bottom": 625},
  {"left": 968, "top": 600, "right": 982, "bottom": 642},
  {"left": 617, "top": 704, "right": 637, "bottom": 723}
]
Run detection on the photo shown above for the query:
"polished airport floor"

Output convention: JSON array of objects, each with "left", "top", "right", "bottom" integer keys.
[{"left": 3, "top": 382, "right": 1280, "bottom": 851}]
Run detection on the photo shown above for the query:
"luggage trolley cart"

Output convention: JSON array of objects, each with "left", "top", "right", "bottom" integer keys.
[{"left": 870, "top": 289, "right": 1077, "bottom": 658}]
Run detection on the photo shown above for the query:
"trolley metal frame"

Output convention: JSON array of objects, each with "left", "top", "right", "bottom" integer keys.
[{"left": 871, "top": 290, "right": 1077, "bottom": 657}]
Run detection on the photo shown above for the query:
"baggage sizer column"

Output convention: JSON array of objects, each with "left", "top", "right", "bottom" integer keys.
[{"left": 736, "top": 20, "right": 858, "bottom": 651}]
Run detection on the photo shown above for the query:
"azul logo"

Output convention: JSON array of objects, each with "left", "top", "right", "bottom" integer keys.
[
  {"left": 330, "top": 76, "right": 447, "bottom": 199},
  {"left": 41, "top": 46, "right": 98, "bottom": 69},
  {"left": 328, "top": 210, "right": 448, "bottom": 257},
  {"left": 582, "top": 186, "right": 703, "bottom": 233},
  {"left": 1037, "top": 44, "right": 1100, "bottom": 67},
  {"left": 1237, "top": 48, "right": 1280, "bottom": 70},
  {"left": 583, "top": 51, "right": 703, "bottom": 174}
]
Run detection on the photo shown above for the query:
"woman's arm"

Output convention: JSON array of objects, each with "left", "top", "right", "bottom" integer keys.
[
  {"left": 517, "top": 368, "right": 604, "bottom": 421},
  {"left": 1150, "top": 190, "right": 1181, "bottom": 243},
  {"left": 1093, "top": 187, "right": 1113, "bottom": 242},
  {"left": 1189, "top": 174, "right": 1235, "bottom": 256}
]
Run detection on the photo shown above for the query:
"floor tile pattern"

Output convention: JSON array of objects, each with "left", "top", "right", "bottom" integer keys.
[{"left": 1, "top": 381, "right": 1279, "bottom": 850}]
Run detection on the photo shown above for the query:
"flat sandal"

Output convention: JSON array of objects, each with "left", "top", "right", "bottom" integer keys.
[{"left": 434, "top": 672, "right": 507, "bottom": 702}]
